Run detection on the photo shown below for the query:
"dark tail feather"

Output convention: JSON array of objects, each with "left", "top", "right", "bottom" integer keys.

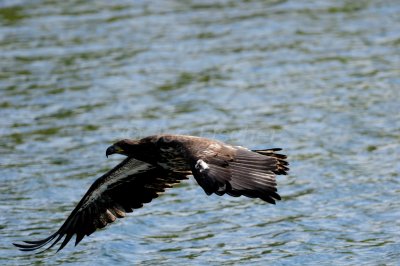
[{"left": 252, "top": 148, "right": 289, "bottom": 175}]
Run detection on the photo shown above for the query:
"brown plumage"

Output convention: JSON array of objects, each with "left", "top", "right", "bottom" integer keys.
[{"left": 14, "top": 134, "right": 289, "bottom": 252}]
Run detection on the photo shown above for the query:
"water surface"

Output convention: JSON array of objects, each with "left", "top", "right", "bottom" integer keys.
[{"left": 1, "top": 0, "right": 399, "bottom": 265}]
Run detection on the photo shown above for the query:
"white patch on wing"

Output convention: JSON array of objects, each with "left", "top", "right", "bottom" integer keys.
[
  {"left": 195, "top": 159, "right": 209, "bottom": 173},
  {"left": 80, "top": 159, "right": 154, "bottom": 210}
]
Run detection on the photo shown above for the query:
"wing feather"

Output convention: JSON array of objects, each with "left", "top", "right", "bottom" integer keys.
[
  {"left": 190, "top": 145, "right": 288, "bottom": 204},
  {"left": 13, "top": 157, "right": 188, "bottom": 252}
]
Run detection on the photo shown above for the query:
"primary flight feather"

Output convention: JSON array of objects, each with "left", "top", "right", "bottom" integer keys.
[{"left": 14, "top": 134, "right": 289, "bottom": 252}]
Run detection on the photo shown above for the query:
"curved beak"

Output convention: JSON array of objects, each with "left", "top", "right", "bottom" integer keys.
[{"left": 106, "top": 145, "right": 123, "bottom": 157}]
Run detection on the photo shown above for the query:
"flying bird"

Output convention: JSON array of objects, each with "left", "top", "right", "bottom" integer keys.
[{"left": 14, "top": 134, "right": 289, "bottom": 252}]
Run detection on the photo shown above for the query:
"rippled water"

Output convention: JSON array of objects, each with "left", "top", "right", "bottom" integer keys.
[{"left": 1, "top": 0, "right": 399, "bottom": 265}]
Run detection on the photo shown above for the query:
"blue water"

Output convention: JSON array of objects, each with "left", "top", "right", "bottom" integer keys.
[{"left": 1, "top": 0, "right": 399, "bottom": 265}]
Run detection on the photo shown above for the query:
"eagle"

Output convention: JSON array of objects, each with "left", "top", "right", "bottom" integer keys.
[{"left": 14, "top": 134, "right": 289, "bottom": 252}]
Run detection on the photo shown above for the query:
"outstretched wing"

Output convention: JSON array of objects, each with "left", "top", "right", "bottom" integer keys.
[
  {"left": 13, "top": 157, "right": 188, "bottom": 252},
  {"left": 190, "top": 145, "right": 289, "bottom": 204}
]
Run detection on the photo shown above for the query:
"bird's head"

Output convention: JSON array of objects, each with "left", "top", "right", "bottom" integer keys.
[{"left": 106, "top": 139, "right": 138, "bottom": 157}]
